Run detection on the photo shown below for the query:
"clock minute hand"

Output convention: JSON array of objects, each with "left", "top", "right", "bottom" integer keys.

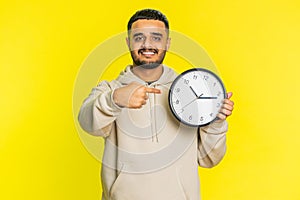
[{"left": 198, "top": 96, "right": 218, "bottom": 99}]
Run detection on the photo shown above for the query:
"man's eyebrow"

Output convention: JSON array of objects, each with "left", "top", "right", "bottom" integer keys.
[
  {"left": 150, "top": 32, "right": 163, "bottom": 37},
  {"left": 133, "top": 33, "right": 144, "bottom": 37},
  {"left": 132, "top": 32, "right": 163, "bottom": 37}
]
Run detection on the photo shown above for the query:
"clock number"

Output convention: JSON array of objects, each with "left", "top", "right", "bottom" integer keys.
[
  {"left": 217, "top": 103, "right": 221, "bottom": 108},
  {"left": 203, "top": 75, "right": 209, "bottom": 81},
  {"left": 184, "top": 79, "right": 189, "bottom": 84},
  {"left": 210, "top": 113, "right": 213, "bottom": 117},
  {"left": 200, "top": 116, "right": 204, "bottom": 121},
  {"left": 175, "top": 88, "right": 180, "bottom": 93},
  {"left": 213, "top": 82, "right": 216, "bottom": 87},
  {"left": 217, "top": 91, "right": 221, "bottom": 96},
  {"left": 175, "top": 100, "right": 179, "bottom": 104},
  {"left": 189, "top": 115, "right": 192, "bottom": 120},
  {"left": 193, "top": 75, "right": 198, "bottom": 80}
]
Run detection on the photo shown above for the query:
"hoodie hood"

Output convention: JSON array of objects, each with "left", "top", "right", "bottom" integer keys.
[{"left": 116, "top": 65, "right": 177, "bottom": 86}]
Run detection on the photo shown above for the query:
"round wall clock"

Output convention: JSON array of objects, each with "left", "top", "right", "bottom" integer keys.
[{"left": 168, "top": 68, "right": 226, "bottom": 127}]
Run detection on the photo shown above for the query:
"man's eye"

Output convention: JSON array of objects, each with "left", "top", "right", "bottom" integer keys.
[
  {"left": 134, "top": 36, "right": 144, "bottom": 42},
  {"left": 152, "top": 36, "right": 161, "bottom": 41}
]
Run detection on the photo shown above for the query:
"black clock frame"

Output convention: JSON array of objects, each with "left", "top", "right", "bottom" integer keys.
[{"left": 168, "top": 68, "right": 226, "bottom": 127}]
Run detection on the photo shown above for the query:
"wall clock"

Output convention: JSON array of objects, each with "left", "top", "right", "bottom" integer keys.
[{"left": 168, "top": 68, "right": 226, "bottom": 127}]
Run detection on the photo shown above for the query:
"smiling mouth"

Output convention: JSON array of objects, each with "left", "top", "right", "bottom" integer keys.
[{"left": 138, "top": 49, "right": 158, "bottom": 56}]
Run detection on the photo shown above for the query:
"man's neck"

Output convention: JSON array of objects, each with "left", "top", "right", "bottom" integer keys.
[{"left": 131, "top": 65, "right": 163, "bottom": 82}]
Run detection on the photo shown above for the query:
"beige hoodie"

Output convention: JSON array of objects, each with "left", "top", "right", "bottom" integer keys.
[{"left": 78, "top": 65, "right": 228, "bottom": 200}]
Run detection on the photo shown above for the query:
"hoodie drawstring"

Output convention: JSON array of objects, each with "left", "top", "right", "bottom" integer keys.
[
  {"left": 153, "top": 84, "right": 159, "bottom": 143},
  {"left": 148, "top": 83, "right": 159, "bottom": 143}
]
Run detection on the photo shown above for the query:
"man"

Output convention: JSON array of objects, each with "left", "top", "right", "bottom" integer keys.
[{"left": 78, "top": 9, "right": 234, "bottom": 200}]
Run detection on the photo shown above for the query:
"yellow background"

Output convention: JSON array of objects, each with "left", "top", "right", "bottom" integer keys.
[{"left": 1, "top": 0, "right": 300, "bottom": 199}]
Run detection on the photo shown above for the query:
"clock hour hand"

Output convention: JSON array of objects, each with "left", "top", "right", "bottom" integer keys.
[
  {"left": 189, "top": 86, "right": 199, "bottom": 98},
  {"left": 189, "top": 86, "right": 204, "bottom": 98}
]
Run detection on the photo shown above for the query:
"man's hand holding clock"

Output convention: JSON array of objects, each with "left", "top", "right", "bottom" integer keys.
[
  {"left": 187, "top": 86, "right": 234, "bottom": 121},
  {"left": 217, "top": 92, "right": 234, "bottom": 121}
]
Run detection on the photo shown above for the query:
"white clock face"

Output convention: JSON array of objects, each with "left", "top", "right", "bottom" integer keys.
[{"left": 169, "top": 68, "right": 226, "bottom": 127}]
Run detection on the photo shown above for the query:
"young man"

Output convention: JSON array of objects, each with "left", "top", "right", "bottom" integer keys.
[{"left": 78, "top": 9, "right": 234, "bottom": 200}]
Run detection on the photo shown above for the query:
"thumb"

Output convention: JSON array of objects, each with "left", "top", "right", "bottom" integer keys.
[{"left": 226, "top": 92, "right": 233, "bottom": 99}]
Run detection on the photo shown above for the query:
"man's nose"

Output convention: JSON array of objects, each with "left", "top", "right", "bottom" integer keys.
[{"left": 141, "top": 37, "right": 153, "bottom": 48}]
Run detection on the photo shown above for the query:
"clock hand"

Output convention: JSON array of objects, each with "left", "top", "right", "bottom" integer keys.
[
  {"left": 178, "top": 93, "right": 204, "bottom": 114},
  {"left": 178, "top": 98, "right": 197, "bottom": 113},
  {"left": 189, "top": 86, "right": 199, "bottom": 98},
  {"left": 198, "top": 96, "right": 218, "bottom": 99}
]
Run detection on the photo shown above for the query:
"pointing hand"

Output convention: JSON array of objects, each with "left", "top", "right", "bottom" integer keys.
[{"left": 113, "top": 82, "right": 161, "bottom": 109}]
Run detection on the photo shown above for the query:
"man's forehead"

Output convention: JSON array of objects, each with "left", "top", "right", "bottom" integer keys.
[
  {"left": 131, "top": 19, "right": 166, "bottom": 29},
  {"left": 130, "top": 27, "right": 166, "bottom": 35},
  {"left": 130, "top": 20, "right": 167, "bottom": 33}
]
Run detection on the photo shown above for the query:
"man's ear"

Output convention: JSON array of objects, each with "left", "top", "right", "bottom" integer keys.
[
  {"left": 166, "top": 37, "right": 171, "bottom": 51},
  {"left": 126, "top": 37, "right": 130, "bottom": 49}
]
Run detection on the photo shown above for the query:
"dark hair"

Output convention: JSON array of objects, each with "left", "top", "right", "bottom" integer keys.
[{"left": 127, "top": 9, "right": 169, "bottom": 31}]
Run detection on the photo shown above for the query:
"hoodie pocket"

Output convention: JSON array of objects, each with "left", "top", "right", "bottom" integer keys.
[
  {"left": 109, "top": 172, "right": 188, "bottom": 200},
  {"left": 176, "top": 167, "right": 188, "bottom": 200}
]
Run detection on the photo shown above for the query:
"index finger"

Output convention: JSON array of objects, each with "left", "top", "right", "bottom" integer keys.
[{"left": 145, "top": 87, "right": 161, "bottom": 94}]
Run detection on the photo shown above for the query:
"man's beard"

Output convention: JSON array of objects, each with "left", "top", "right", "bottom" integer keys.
[{"left": 130, "top": 49, "right": 167, "bottom": 69}]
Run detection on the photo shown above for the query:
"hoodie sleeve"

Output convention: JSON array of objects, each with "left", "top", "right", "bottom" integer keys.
[
  {"left": 78, "top": 81, "right": 122, "bottom": 137},
  {"left": 197, "top": 120, "right": 228, "bottom": 168}
]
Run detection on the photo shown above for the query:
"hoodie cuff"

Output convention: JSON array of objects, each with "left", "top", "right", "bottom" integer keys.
[
  {"left": 110, "top": 89, "right": 123, "bottom": 111},
  {"left": 96, "top": 90, "right": 122, "bottom": 117},
  {"left": 200, "top": 120, "right": 228, "bottom": 135}
]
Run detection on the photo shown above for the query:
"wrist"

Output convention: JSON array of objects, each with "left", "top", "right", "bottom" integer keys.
[{"left": 112, "top": 89, "right": 124, "bottom": 108}]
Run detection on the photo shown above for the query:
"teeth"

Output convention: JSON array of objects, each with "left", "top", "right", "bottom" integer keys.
[{"left": 142, "top": 52, "right": 155, "bottom": 55}]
